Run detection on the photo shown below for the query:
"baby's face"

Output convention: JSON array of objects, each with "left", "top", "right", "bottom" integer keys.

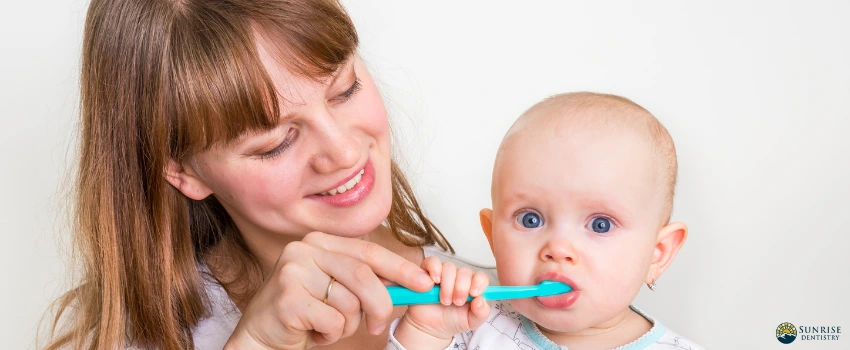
[{"left": 488, "top": 122, "right": 666, "bottom": 333}]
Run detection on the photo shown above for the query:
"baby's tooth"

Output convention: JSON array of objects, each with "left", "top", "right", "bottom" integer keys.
[
  {"left": 359, "top": 169, "right": 364, "bottom": 175},
  {"left": 354, "top": 173, "right": 362, "bottom": 183},
  {"left": 336, "top": 184, "right": 347, "bottom": 194},
  {"left": 329, "top": 189, "right": 337, "bottom": 195}
]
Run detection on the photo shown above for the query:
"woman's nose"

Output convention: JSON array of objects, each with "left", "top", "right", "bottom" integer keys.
[
  {"left": 309, "top": 108, "right": 360, "bottom": 174},
  {"left": 539, "top": 237, "right": 579, "bottom": 265}
]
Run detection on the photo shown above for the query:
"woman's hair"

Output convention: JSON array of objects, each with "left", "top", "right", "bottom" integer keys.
[{"left": 43, "top": 0, "right": 452, "bottom": 348}]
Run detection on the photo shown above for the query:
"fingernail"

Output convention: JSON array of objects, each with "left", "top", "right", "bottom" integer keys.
[
  {"left": 417, "top": 273, "right": 432, "bottom": 286},
  {"left": 374, "top": 324, "right": 386, "bottom": 335},
  {"left": 455, "top": 298, "right": 464, "bottom": 305},
  {"left": 435, "top": 276, "right": 441, "bottom": 284},
  {"left": 471, "top": 288, "right": 478, "bottom": 295}
]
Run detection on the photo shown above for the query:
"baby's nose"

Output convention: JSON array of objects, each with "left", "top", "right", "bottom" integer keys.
[{"left": 540, "top": 238, "right": 578, "bottom": 264}]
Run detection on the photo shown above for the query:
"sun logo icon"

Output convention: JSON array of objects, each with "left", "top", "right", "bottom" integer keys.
[{"left": 776, "top": 322, "right": 797, "bottom": 344}]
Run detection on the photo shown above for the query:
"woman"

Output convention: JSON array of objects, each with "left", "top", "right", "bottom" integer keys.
[{"left": 44, "top": 0, "right": 495, "bottom": 349}]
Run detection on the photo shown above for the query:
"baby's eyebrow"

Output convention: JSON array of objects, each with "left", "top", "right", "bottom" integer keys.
[
  {"left": 579, "top": 197, "right": 633, "bottom": 222},
  {"left": 497, "top": 190, "right": 635, "bottom": 223},
  {"left": 498, "top": 191, "right": 538, "bottom": 209}
]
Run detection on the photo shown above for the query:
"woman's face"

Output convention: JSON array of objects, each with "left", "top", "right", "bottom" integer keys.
[{"left": 181, "top": 48, "right": 392, "bottom": 242}]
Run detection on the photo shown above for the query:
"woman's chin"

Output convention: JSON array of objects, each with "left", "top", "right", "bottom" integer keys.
[
  {"left": 313, "top": 209, "right": 389, "bottom": 238},
  {"left": 326, "top": 225, "right": 377, "bottom": 238}
]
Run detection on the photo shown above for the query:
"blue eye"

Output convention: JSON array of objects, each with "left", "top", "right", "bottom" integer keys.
[
  {"left": 518, "top": 212, "right": 543, "bottom": 228},
  {"left": 589, "top": 217, "right": 612, "bottom": 233}
]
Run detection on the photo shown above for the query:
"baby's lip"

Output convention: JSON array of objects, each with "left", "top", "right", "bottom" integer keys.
[{"left": 535, "top": 271, "right": 579, "bottom": 291}]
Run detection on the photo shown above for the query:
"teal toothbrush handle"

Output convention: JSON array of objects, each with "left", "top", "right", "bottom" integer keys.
[
  {"left": 387, "top": 281, "right": 571, "bottom": 306},
  {"left": 481, "top": 282, "right": 571, "bottom": 300},
  {"left": 387, "top": 285, "right": 441, "bottom": 306}
]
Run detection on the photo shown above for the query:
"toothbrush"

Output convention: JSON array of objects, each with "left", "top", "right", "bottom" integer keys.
[{"left": 387, "top": 281, "right": 572, "bottom": 306}]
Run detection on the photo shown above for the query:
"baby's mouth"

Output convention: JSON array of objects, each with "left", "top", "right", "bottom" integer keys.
[
  {"left": 535, "top": 272, "right": 581, "bottom": 309},
  {"left": 536, "top": 291, "right": 580, "bottom": 309},
  {"left": 535, "top": 272, "right": 579, "bottom": 291}
]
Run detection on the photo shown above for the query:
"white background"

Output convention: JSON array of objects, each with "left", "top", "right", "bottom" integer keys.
[{"left": 2, "top": 1, "right": 848, "bottom": 349}]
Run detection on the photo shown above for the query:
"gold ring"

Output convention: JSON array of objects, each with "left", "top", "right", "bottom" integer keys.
[{"left": 324, "top": 277, "right": 336, "bottom": 304}]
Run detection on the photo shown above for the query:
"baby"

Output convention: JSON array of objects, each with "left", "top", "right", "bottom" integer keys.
[{"left": 386, "top": 92, "right": 703, "bottom": 349}]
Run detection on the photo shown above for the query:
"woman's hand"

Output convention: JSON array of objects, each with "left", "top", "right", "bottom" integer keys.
[
  {"left": 223, "top": 231, "right": 435, "bottom": 350},
  {"left": 391, "top": 257, "right": 491, "bottom": 349}
]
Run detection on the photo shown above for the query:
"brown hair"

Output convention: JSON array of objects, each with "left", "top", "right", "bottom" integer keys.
[{"left": 43, "top": 0, "right": 451, "bottom": 348}]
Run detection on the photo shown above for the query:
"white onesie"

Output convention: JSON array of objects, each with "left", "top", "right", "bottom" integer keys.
[{"left": 386, "top": 300, "right": 704, "bottom": 350}]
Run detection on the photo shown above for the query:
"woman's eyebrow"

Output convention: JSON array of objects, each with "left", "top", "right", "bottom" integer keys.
[{"left": 326, "top": 58, "right": 357, "bottom": 88}]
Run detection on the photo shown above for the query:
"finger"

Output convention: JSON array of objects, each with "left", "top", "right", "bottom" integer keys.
[
  {"left": 422, "top": 256, "right": 443, "bottom": 284},
  {"left": 302, "top": 232, "right": 433, "bottom": 291},
  {"left": 453, "top": 268, "right": 473, "bottom": 306},
  {"left": 468, "top": 296, "right": 490, "bottom": 329},
  {"left": 311, "top": 249, "right": 393, "bottom": 335},
  {"left": 291, "top": 297, "right": 345, "bottom": 347},
  {"left": 323, "top": 281, "right": 362, "bottom": 339},
  {"left": 439, "top": 263, "right": 457, "bottom": 306},
  {"left": 470, "top": 271, "right": 489, "bottom": 297}
]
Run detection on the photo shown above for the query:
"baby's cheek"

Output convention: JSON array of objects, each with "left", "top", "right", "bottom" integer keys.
[
  {"left": 494, "top": 247, "right": 535, "bottom": 285},
  {"left": 602, "top": 276, "right": 640, "bottom": 305},
  {"left": 494, "top": 257, "right": 525, "bottom": 286},
  {"left": 596, "top": 257, "right": 645, "bottom": 306}
]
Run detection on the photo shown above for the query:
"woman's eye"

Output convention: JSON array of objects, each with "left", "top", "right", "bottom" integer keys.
[
  {"left": 588, "top": 217, "right": 612, "bottom": 234},
  {"left": 331, "top": 78, "right": 362, "bottom": 103},
  {"left": 517, "top": 212, "right": 543, "bottom": 229},
  {"left": 258, "top": 129, "right": 298, "bottom": 160}
]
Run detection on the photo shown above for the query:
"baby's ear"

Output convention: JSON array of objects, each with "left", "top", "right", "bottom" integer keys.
[
  {"left": 647, "top": 222, "right": 688, "bottom": 284},
  {"left": 479, "top": 209, "right": 495, "bottom": 254}
]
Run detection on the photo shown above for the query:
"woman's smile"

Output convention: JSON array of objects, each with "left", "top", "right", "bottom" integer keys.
[{"left": 308, "top": 158, "right": 376, "bottom": 208}]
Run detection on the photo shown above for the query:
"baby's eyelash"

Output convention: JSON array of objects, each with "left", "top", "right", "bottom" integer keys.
[
  {"left": 586, "top": 214, "right": 620, "bottom": 233},
  {"left": 512, "top": 208, "right": 545, "bottom": 228},
  {"left": 512, "top": 208, "right": 541, "bottom": 218},
  {"left": 590, "top": 214, "right": 616, "bottom": 223}
]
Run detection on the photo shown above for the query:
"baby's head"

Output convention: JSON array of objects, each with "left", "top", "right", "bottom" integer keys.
[{"left": 479, "top": 92, "right": 687, "bottom": 333}]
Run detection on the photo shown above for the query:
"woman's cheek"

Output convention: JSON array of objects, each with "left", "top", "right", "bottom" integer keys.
[
  {"left": 368, "top": 103, "right": 390, "bottom": 147},
  {"left": 234, "top": 166, "right": 297, "bottom": 209},
  {"left": 357, "top": 76, "right": 390, "bottom": 137}
]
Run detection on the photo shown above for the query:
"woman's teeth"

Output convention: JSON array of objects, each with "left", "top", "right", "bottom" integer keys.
[{"left": 320, "top": 169, "right": 365, "bottom": 196}]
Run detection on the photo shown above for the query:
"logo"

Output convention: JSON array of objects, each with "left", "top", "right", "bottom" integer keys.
[
  {"left": 777, "top": 322, "right": 797, "bottom": 344},
  {"left": 776, "top": 322, "right": 842, "bottom": 344}
]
